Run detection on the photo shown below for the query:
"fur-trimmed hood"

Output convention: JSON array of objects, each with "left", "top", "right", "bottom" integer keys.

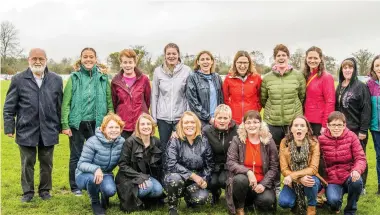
[{"left": 237, "top": 121, "right": 272, "bottom": 145}]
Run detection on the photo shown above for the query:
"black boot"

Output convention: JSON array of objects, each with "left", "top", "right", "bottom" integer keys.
[
  {"left": 211, "top": 189, "right": 221, "bottom": 205},
  {"left": 377, "top": 184, "right": 380, "bottom": 195},
  {"left": 100, "top": 193, "right": 109, "bottom": 209},
  {"left": 91, "top": 203, "right": 105, "bottom": 215}
]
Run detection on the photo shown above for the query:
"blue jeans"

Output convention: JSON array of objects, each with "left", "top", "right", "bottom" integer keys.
[
  {"left": 76, "top": 173, "right": 116, "bottom": 204},
  {"left": 326, "top": 176, "right": 363, "bottom": 215},
  {"left": 137, "top": 177, "right": 163, "bottom": 198},
  {"left": 279, "top": 176, "right": 321, "bottom": 208},
  {"left": 371, "top": 130, "right": 380, "bottom": 185}
]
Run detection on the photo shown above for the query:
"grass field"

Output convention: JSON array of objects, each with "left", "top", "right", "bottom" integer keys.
[{"left": 1, "top": 80, "right": 380, "bottom": 214}]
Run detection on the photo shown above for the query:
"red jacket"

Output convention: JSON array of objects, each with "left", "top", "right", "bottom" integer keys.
[
  {"left": 111, "top": 69, "right": 151, "bottom": 131},
  {"left": 304, "top": 70, "right": 336, "bottom": 128},
  {"left": 223, "top": 73, "right": 262, "bottom": 124},
  {"left": 318, "top": 128, "right": 366, "bottom": 185}
]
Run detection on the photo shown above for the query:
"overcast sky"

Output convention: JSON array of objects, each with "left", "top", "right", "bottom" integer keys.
[{"left": 1, "top": 0, "right": 379, "bottom": 65}]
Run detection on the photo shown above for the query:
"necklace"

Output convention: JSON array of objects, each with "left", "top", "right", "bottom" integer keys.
[{"left": 249, "top": 142, "right": 260, "bottom": 172}]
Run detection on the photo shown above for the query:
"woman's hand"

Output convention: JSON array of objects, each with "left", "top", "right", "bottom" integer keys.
[
  {"left": 358, "top": 133, "right": 367, "bottom": 140},
  {"left": 62, "top": 129, "right": 72, "bottom": 137},
  {"left": 283, "top": 175, "right": 292, "bottom": 186},
  {"left": 191, "top": 173, "right": 205, "bottom": 187},
  {"left": 209, "top": 118, "right": 215, "bottom": 125},
  {"left": 138, "top": 180, "right": 148, "bottom": 190},
  {"left": 300, "top": 175, "right": 315, "bottom": 187},
  {"left": 94, "top": 168, "right": 103, "bottom": 185},
  {"left": 254, "top": 184, "right": 265, "bottom": 193},
  {"left": 200, "top": 180, "right": 208, "bottom": 189},
  {"left": 351, "top": 170, "right": 361, "bottom": 182},
  {"left": 247, "top": 170, "right": 257, "bottom": 188}
]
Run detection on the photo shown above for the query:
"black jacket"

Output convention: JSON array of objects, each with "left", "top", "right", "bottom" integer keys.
[
  {"left": 164, "top": 135, "right": 214, "bottom": 182},
  {"left": 115, "top": 135, "right": 162, "bottom": 212},
  {"left": 3, "top": 68, "right": 63, "bottom": 146},
  {"left": 186, "top": 71, "right": 224, "bottom": 124},
  {"left": 336, "top": 58, "right": 371, "bottom": 134},
  {"left": 202, "top": 121, "right": 238, "bottom": 172}
]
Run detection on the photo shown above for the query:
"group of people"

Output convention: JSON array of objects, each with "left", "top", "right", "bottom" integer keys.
[{"left": 3, "top": 43, "right": 380, "bottom": 215}]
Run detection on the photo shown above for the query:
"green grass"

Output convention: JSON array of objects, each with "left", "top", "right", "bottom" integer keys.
[{"left": 1, "top": 80, "right": 380, "bottom": 214}]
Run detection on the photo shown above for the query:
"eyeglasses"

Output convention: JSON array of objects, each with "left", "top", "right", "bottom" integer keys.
[
  {"left": 328, "top": 124, "right": 344, "bottom": 128},
  {"left": 236, "top": 62, "right": 249, "bottom": 65},
  {"left": 245, "top": 121, "right": 260, "bottom": 126},
  {"left": 30, "top": 57, "right": 46, "bottom": 63}
]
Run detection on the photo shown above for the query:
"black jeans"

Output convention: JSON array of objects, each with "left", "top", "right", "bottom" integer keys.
[
  {"left": 232, "top": 174, "right": 276, "bottom": 212},
  {"left": 267, "top": 124, "right": 288, "bottom": 188},
  {"left": 209, "top": 170, "right": 228, "bottom": 194},
  {"left": 351, "top": 130, "right": 368, "bottom": 188},
  {"left": 121, "top": 130, "right": 133, "bottom": 140},
  {"left": 69, "top": 121, "right": 96, "bottom": 191},
  {"left": 156, "top": 119, "right": 178, "bottom": 151},
  {"left": 310, "top": 123, "right": 322, "bottom": 136},
  {"left": 19, "top": 144, "right": 54, "bottom": 195}
]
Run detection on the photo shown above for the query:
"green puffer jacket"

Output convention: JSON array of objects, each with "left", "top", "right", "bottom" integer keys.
[{"left": 260, "top": 69, "right": 306, "bottom": 126}]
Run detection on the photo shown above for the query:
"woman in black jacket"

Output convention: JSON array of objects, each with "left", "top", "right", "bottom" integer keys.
[
  {"left": 164, "top": 111, "right": 214, "bottom": 215},
  {"left": 186, "top": 50, "right": 224, "bottom": 127},
  {"left": 202, "top": 104, "right": 237, "bottom": 204},
  {"left": 115, "top": 113, "right": 163, "bottom": 213},
  {"left": 335, "top": 57, "right": 371, "bottom": 193}
]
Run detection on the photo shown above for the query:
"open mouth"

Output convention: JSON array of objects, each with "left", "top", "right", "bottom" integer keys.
[{"left": 296, "top": 132, "right": 302, "bottom": 137}]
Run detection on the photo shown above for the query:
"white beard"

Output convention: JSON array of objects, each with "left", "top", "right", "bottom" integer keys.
[{"left": 30, "top": 64, "right": 46, "bottom": 75}]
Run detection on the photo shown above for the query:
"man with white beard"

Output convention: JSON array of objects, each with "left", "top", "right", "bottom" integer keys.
[{"left": 3, "top": 48, "right": 63, "bottom": 202}]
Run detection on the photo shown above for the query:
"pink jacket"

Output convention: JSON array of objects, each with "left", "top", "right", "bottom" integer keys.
[
  {"left": 304, "top": 70, "right": 336, "bottom": 128},
  {"left": 318, "top": 128, "right": 366, "bottom": 185}
]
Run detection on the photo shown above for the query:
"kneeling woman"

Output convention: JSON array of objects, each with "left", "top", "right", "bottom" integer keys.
[
  {"left": 278, "top": 116, "right": 327, "bottom": 215},
  {"left": 164, "top": 111, "right": 214, "bottom": 215},
  {"left": 75, "top": 113, "right": 125, "bottom": 215},
  {"left": 115, "top": 113, "right": 163, "bottom": 212},
  {"left": 226, "top": 110, "right": 279, "bottom": 215}
]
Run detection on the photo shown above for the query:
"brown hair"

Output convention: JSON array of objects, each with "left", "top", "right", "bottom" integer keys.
[
  {"left": 100, "top": 113, "right": 125, "bottom": 136},
  {"left": 119, "top": 49, "right": 138, "bottom": 64},
  {"left": 341, "top": 59, "right": 354, "bottom": 68},
  {"left": 176, "top": 111, "right": 202, "bottom": 141},
  {"left": 164, "top": 43, "right": 181, "bottom": 62},
  {"left": 285, "top": 115, "right": 315, "bottom": 143},
  {"left": 327, "top": 111, "right": 346, "bottom": 124},
  {"left": 229, "top": 51, "right": 258, "bottom": 77},
  {"left": 369, "top": 55, "right": 380, "bottom": 81},
  {"left": 303, "top": 46, "right": 326, "bottom": 78},
  {"left": 243, "top": 110, "right": 262, "bottom": 123},
  {"left": 73, "top": 47, "right": 109, "bottom": 73},
  {"left": 133, "top": 113, "right": 157, "bottom": 138},
  {"left": 81, "top": 47, "right": 97, "bottom": 57},
  {"left": 193, "top": 50, "right": 215, "bottom": 72},
  {"left": 273, "top": 44, "right": 290, "bottom": 58}
]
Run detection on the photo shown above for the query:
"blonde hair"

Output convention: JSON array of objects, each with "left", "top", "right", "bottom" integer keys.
[
  {"left": 214, "top": 104, "right": 232, "bottom": 119},
  {"left": 193, "top": 50, "right": 215, "bottom": 72},
  {"left": 176, "top": 111, "right": 202, "bottom": 141},
  {"left": 134, "top": 113, "right": 157, "bottom": 138},
  {"left": 100, "top": 113, "right": 125, "bottom": 135}
]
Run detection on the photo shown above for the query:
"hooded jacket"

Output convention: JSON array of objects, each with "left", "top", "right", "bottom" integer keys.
[
  {"left": 367, "top": 78, "right": 380, "bottom": 131},
  {"left": 151, "top": 63, "right": 191, "bottom": 122},
  {"left": 225, "top": 122, "right": 279, "bottom": 214},
  {"left": 318, "top": 128, "right": 366, "bottom": 185},
  {"left": 111, "top": 68, "right": 151, "bottom": 131},
  {"left": 223, "top": 73, "right": 262, "bottom": 124},
  {"left": 335, "top": 58, "right": 371, "bottom": 134},
  {"left": 202, "top": 121, "right": 238, "bottom": 171}
]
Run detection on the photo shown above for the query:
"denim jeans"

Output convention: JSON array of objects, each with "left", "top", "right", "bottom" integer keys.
[
  {"left": 279, "top": 176, "right": 321, "bottom": 208},
  {"left": 371, "top": 130, "right": 380, "bottom": 185},
  {"left": 76, "top": 173, "right": 116, "bottom": 204},
  {"left": 69, "top": 121, "right": 96, "bottom": 191},
  {"left": 137, "top": 177, "right": 163, "bottom": 198},
  {"left": 326, "top": 176, "right": 363, "bottom": 215}
]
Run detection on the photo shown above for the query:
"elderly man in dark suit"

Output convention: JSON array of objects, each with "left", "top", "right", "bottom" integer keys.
[{"left": 3, "top": 48, "right": 63, "bottom": 202}]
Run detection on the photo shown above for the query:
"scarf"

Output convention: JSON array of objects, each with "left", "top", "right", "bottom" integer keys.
[{"left": 289, "top": 139, "right": 309, "bottom": 215}]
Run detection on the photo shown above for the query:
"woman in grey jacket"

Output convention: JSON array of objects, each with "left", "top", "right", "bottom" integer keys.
[
  {"left": 75, "top": 113, "right": 125, "bottom": 215},
  {"left": 151, "top": 43, "right": 192, "bottom": 151}
]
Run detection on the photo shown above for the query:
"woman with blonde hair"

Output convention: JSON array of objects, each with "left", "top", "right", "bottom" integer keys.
[
  {"left": 164, "top": 111, "right": 214, "bottom": 215},
  {"left": 223, "top": 50, "right": 262, "bottom": 124},
  {"left": 115, "top": 113, "right": 163, "bottom": 212},
  {"left": 186, "top": 51, "right": 224, "bottom": 127},
  {"left": 75, "top": 113, "right": 125, "bottom": 215},
  {"left": 62, "top": 47, "right": 114, "bottom": 196}
]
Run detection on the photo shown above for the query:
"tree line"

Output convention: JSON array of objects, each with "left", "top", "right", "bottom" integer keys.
[{"left": 1, "top": 20, "right": 376, "bottom": 79}]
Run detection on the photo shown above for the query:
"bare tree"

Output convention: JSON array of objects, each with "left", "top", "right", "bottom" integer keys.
[
  {"left": 250, "top": 50, "right": 265, "bottom": 65},
  {"left": 323, "top": 55, "right": 338, "bottom": 75},
  {"left": 352, "top": 49, "right": 375, "bottom": 75},
  {"left": 289, "top": 48, "right": 305, "bottom": 70},
  {"left": 1, "top": 21, "right": 22, "bottom": 60}
]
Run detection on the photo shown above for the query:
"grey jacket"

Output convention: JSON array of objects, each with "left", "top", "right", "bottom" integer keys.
[{"left": 151, "top": 63, "right": 191, "bottom": 122}]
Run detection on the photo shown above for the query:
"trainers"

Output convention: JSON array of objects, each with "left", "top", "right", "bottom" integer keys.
[
  {"left": 72, "top": 190, "right": 83, "bottom": 196},
  {"left": 91, "top": 203, "right": 106, "bottom": 215},
  {"left": 21, "top": 193, "right": 34, "bottom": 203},
  {"left": 361, "top": 188, "right": 366, "bottom": 195},
  {"left": 275, "top": 187, "right": 281, "bottom": 198},
  {"left": 39, "top": 191, "right": 51, "bottom": 200},
  {"left": 168, "top": 206, "right": 179, "bottom": 215}
]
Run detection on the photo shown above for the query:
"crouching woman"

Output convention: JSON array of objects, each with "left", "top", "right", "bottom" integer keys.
[{"left": 226, "top": 110, "right": 279, "bottom": 215}]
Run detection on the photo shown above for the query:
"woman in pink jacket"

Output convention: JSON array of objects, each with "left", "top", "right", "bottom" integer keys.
[
  {"left": 303, "top": 46, "right": 335, "bottom": 137},
  {"left": 318, "top": 111, "right": 366, "bottom": 214}
]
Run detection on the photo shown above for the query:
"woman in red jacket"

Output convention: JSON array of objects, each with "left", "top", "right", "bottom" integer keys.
[
  {"left": 318, "top": 111, "right": 366, "bottom": 214},
  {"left": 111, "top": 49, "right": 151, "bottom": 139},
  {"left": 303, "top": 46, "right": 335, "bottom": 136},
  {"left": 223, "top": 51, "right": 262, "bottom": 125}
]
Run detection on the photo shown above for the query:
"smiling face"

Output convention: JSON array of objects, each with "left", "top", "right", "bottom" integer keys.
[
  {"left": 120, "top": 56, "right": 136, "bottom": 76},
  {"left": 275, "top": 50, "right": 289, "bottom": 68},
  {"left": 306, "top": 51, "right": 321, "bottom": 70},
  {"left": 138, "top": 117, "right": 153, "bottom": 136},
  {"left": 235, "top": 56, "right": 250, "bottom": 76},
  {"left": 28, "top": 49, "right": 47, "bottom": 75},
  {"left": 373, "top": 58, "right": 380, "bottom": 80},
  {"left": 291, "top": 118, "right": 308, "bottom": 142},
  {"left": 214, "top": 111, "right": 231, "bottom": 130},
  {"left": 342, "top": 65, "right": 354, "bottom": 81},
  {"left": 81, "top": 50, "right": 97, "bottom": 70},
  {"left": 165, "top": 47, "right": 179, "bottom": 67},
  {"left": 197, "top": 53, "right": 214, "bottom": 73},
  {"left": 244, "top": 118, "right": 261, "bottom": 135},
  {"left": 327, "top": 119, "right": 346, "bottom": 137},
  {"left": 182, "top": 115, "right": 196, "bottom": 137},
  {"left": 104, "top": 120, "right": 121, "bottom": 140}
]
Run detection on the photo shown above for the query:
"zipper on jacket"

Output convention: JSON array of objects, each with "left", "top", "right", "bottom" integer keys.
[
  {"left": 105, "top": 143, "right": 114, "bottom": 171},
  {"left": 171, "top": 80, "right": 173, "bottom": 121},
  {"left": 281, "top": 76, "right": 284, "bottom": 125},
  {"left": 241, "top": 79, "right": 244, "bottom": 123}
]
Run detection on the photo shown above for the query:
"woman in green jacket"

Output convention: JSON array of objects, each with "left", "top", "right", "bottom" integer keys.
[
  {"left": 260, "top": 44, "right": 306, "bottom": 194},
  {"left": 61, "top": 47, "right": 114, "bottom": 196}
]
